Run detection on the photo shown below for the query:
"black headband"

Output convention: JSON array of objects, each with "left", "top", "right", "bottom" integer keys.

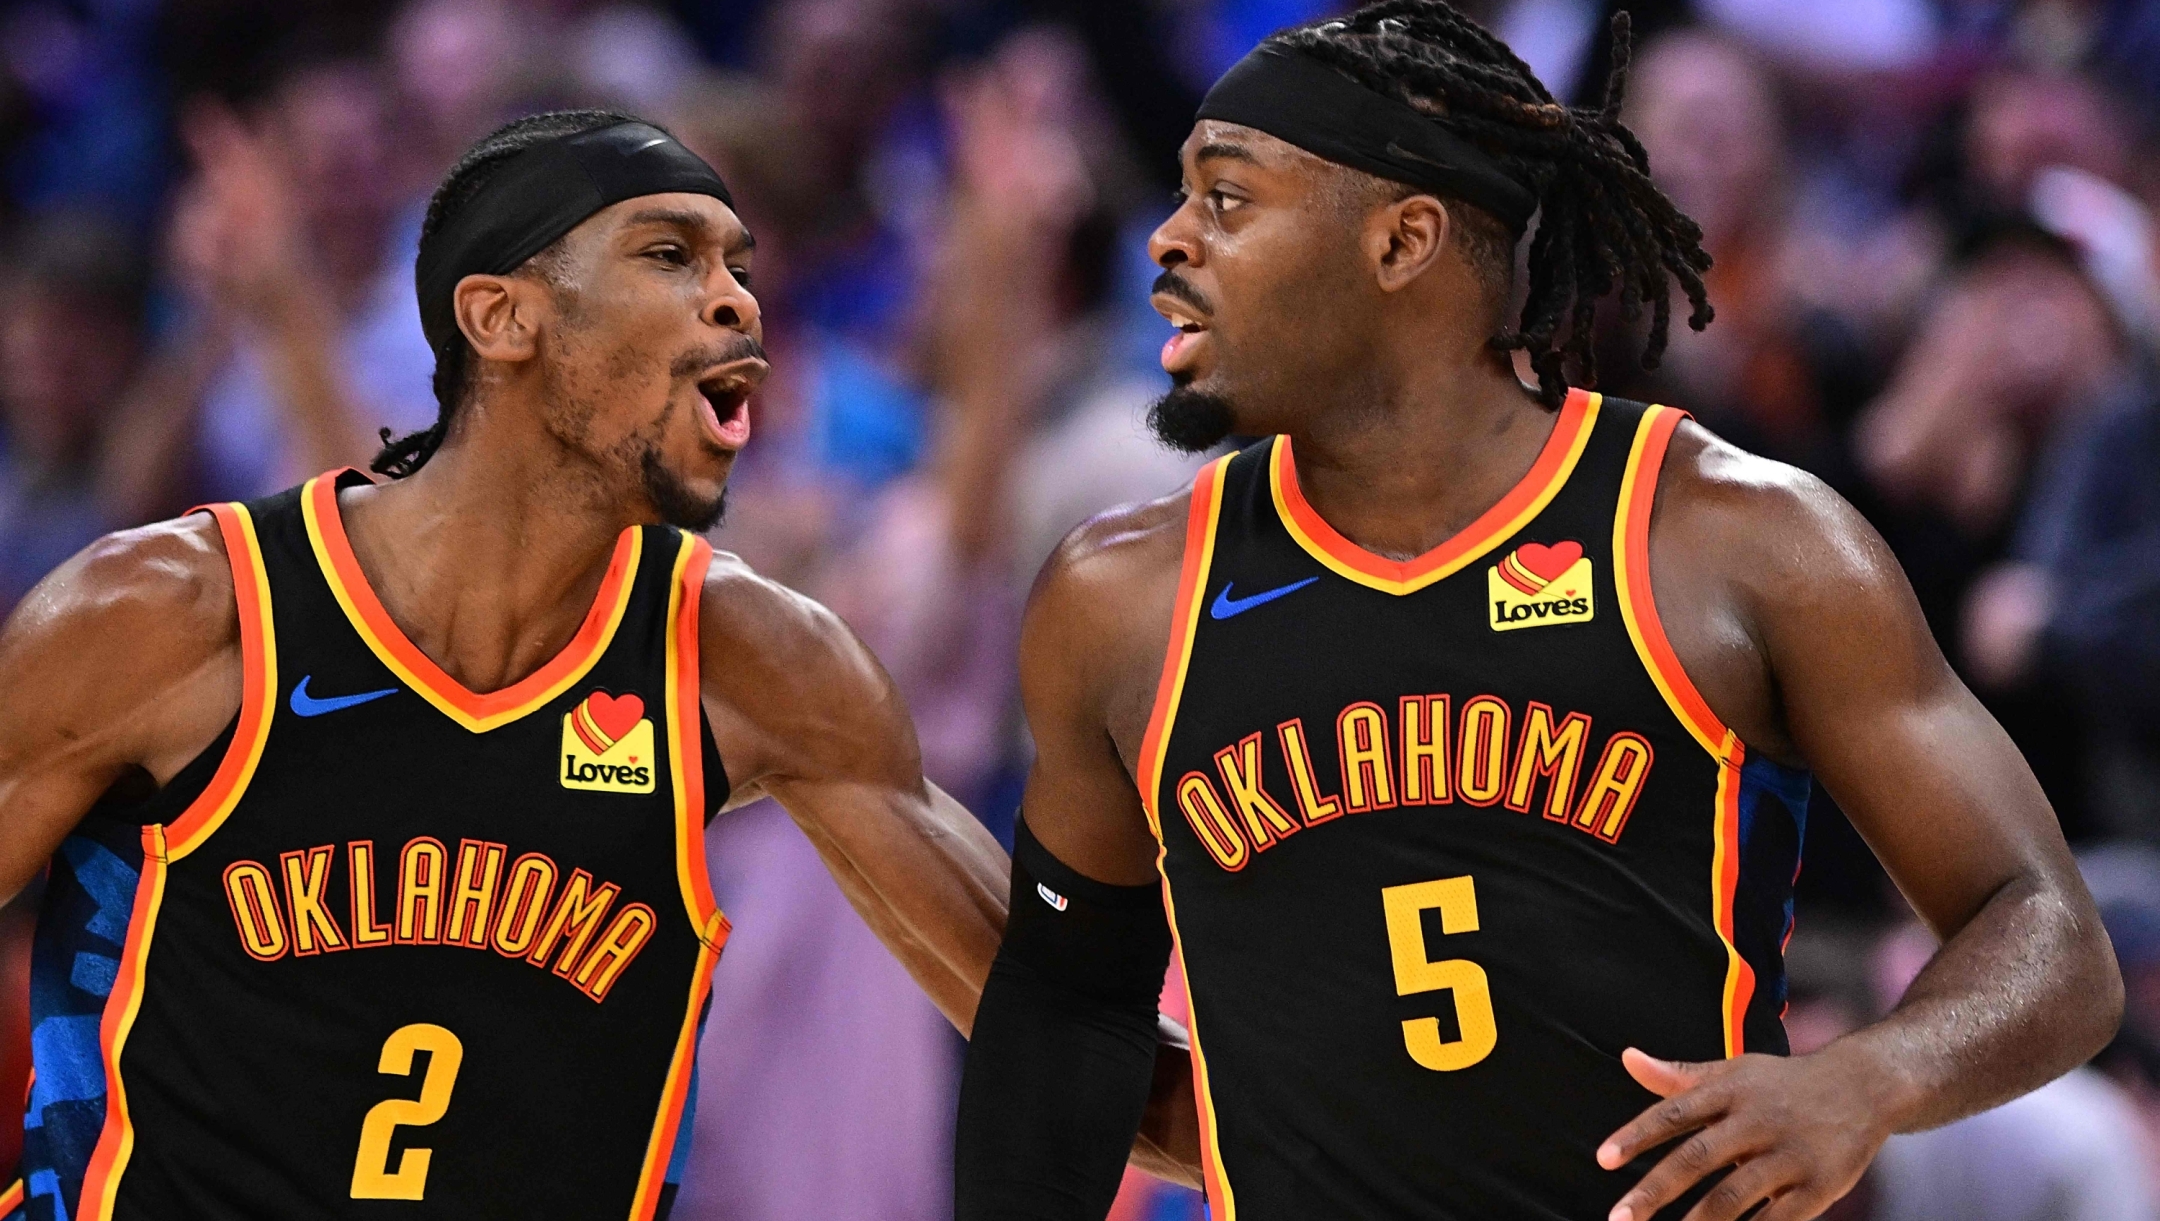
[
  {"left": 1196, "top": 45, "right": 1537, "bottom": 234},
  {"left": 415, "top": 120, "right": 736, "bottom": 354}
]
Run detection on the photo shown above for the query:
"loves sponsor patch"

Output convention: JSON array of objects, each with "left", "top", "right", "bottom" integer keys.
[
  {"left": 560, "top": 690, "right": 657, "bottom": 793},
  {"left": 1488, "top": 540, "right": 1595, "bottom": 632}
]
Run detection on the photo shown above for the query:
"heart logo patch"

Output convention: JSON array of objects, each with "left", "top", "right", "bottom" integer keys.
[
  {"left": 1497, "top": 540, "right": 1583, "bottom": 595},
  {"left": 572, "top": 691, "right": 645, "bottom": 755}
]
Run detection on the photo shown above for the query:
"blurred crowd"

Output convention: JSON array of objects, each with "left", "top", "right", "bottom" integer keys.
[{"left": 0, "top": 0, "right": 2157, "bottom": 1216}]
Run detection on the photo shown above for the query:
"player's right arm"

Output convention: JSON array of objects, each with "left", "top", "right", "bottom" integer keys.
[
  {"left": 953, "top": 493, "right": 1196, "bottom": 1221},
  {"left": 0, "top": 516, "right": 242, "bottom": 904}
]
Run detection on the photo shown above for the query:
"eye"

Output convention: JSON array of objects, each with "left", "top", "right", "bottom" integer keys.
[
  {"left": 728, "top": 266, "right": 753, "bottom": 289},
  {"left": 1208, "top": 189, "right": 1245, "bottom": 214},
  {"left": 645, "top": 244, "right": 691, "bottom": 266}
]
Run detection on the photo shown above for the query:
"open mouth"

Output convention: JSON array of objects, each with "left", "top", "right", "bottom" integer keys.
[
  {"left": 1153, "top": 300, "right": 1211, "bottom": 374},
  {"left": 695, "top": 361, "right": 763, "bottom": 451}
]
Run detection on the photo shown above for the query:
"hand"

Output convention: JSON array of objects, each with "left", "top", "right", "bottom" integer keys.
[
  {"left": 1598, "top": 1046, "right": 1893, "bottom": 1221},
  {"left": 169, "top": 100, "right": 308, "bottom": 319}
]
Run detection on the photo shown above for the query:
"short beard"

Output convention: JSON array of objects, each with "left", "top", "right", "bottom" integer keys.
[
  {"left": 1147, "top": 382, "right": 1237, "bottom": 454},
  {"left": 641, "top": 448, "right": 728, "bottom": 532}
]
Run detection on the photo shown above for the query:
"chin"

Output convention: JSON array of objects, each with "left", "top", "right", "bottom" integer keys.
[
  {"left": 640, "top": 450, "right": 729, "bottom": 533},
  {"left": 1148, "top": 379, "right": 1240, "bottom": 454}
]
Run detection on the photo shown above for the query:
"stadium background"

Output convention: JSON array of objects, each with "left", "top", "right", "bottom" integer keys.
[{"left": 0, "top": 0, "right": 2157, "bottom": 1216}]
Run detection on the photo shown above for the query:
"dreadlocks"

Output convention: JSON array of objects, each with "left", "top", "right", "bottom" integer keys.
[
  {"left": 372, "top": 109, "right": 639, "bottom": 478},
  {"left": 1271, "top": 2, "right": 1713, "bottom": 407}
]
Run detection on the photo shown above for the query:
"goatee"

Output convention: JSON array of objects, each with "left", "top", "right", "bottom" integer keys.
[
  {"left": 642, "top": 449, "right": 728, "bottom": 532},
  {"left": 1147, "top": 382, "right": 1237, "bottom": 454}
]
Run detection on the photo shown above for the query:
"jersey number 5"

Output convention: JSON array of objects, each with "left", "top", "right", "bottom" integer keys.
[
  {"left": 1381, "top": 876, "right": 1498, "bottom": 1071},
  {"left": 350, "top": 1023, "right": 465, "bottom": 1200}
]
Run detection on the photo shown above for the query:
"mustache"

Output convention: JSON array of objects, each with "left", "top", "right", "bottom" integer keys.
[
  {"left": 670, "top": 334, "right": 769, "bottom": 379},
  {"left": 1151, "top": 270, "right": 1212, "bottom": 318}
]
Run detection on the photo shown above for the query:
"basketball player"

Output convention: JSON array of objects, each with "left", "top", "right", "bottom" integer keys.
[
  {"left": 0, "top": 112, "right": 1192, "bottom": 1220},
  {"left": 955, "top": 8, "right": 2121, "bottom": 1221}
]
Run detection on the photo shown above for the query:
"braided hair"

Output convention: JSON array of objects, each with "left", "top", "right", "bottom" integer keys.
[
  {"left": 373, "top": 109, "right": 641, "bottom": 478},
  {"left": 1272, "top": 2, "right": 1712, "bottom": 406}
]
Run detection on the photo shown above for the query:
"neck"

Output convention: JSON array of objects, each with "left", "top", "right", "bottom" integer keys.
[
  {"left": 1288, "top": 335, "right": 1554, "bottom": 562},
  {"left": 336, "top": 399, "right": 658, "bottom": 694}
]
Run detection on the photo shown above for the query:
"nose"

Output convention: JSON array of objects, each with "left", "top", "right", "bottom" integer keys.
[
  {"left": 701, "top": 268, "right": 761, "bottom": 336},
  {"left": 1149, "top": 205, "right": 1202, "bottom": 271}
]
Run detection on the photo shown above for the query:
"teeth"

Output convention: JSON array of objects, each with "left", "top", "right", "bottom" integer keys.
[{"left": 1163, "top": 308, "right": 1204, "bottom": 331}]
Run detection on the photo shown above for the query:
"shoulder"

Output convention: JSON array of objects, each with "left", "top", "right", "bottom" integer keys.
[
  {"left": 1026, "top": 486, "right": 1194, "bottom": 637},
  {"left": 2, "top": 512, "right": 239, "bottom": 669},
  {"left": 1652, "top": 419, "right": 1899, "bottom": 602},
  {"left": 1021, "top": 486, "right": 1199, "bottom": 740},
  {"left": 1644, "top": 419, "right": 1938, "bottom": 756},
  {"left": 698, "top": 548, "right": 892, "bottom": 698},
  {"left": 0, "top": 512, "right": 244, "bottom": 779},
  {"left": 695, "top": 548, "right": 916, "bottom": 786}
]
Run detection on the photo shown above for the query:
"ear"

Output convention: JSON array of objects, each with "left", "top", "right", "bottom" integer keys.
[
  {"left": 1367, "top": 194, "right": 1451, "bottom": 293},
  {"left": 452, "top": 273, "right": 547, "bottom": 366}
]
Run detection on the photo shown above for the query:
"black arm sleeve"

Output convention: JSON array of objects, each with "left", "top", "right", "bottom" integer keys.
[{"left": 954, "top": 817, "right": 1175, "bottom": 1221}]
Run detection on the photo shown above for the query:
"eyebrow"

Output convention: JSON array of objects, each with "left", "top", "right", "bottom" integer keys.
[
  {"left": 1194, "top": 141, "right": 1261, "bottom": 167},
  {"left": 624, "top": 207, "right": 756, "bottom": 253}
]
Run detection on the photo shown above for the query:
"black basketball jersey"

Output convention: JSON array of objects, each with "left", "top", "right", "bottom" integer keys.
[
  {"left": 1136, "top": 392, "right": 1810, "bottom": 1220},
  {"left": 11, "top": 470, "right": 731, "bottom": 1221}
]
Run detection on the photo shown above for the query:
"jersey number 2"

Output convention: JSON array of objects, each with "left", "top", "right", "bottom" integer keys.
[
  {"left": 350, "top": 1023, "right": 465, "bottom": 1200},
  {"left": 1381, "top": 876, "right": 1498, "bottom": 1071}
]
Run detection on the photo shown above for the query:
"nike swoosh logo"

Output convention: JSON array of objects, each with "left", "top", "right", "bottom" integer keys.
[
  {"left": 289, "top": 675, "right": 400, "bottom": 718},
  {"left": 1210, "top": 577, "right": 1319, "bottom": 620}
]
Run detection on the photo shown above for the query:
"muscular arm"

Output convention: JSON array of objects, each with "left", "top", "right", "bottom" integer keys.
[
  {"left": 954, "top": 497, "right": 1205, "bottom": 1216},
  {"left": 698, "top": 552, "right": 1201, "bottom": 1186},
  {"left": 1600, "top": 424, "right": 2121, "bottom": 1221},
  {"left": 699, "top": 554, "right": 1009, "bottom": 1028},
  {"left": 0, "top": 517, "right": 243, "bottom": 903}
]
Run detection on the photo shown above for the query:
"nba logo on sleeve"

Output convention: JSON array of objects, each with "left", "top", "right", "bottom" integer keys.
[
  {"left": 1488, "top": 541, "right": 1595, "bottom": 631},
  {"left": 560, "top": 690, "right": 657, "bottom": 793}
]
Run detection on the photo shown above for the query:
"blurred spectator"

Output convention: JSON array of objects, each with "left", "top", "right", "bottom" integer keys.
[
  {"left": 383, "top": 0, "right": 544, "bottom": 177},
  {"left": 0, "top": 212, "right": 144, "bottom": 612},
  {"left": 1857, "top": 226, "right": 2122, "bottom": 547},
  {"left": 1867, "top": 917, "right": 2160, "bottom": 1221},
  {"left": 1619, "top": 31, "right": 1835, "bottom": 465},
  {"left": 179, "top": 53, "right": 432, "bottom": 499},
  {"left": 2086, "top": 844, "right": 2160, "bottom": 1183},
  {"left": 1872, "top": 1070, "right": 2159, "bottom": 1221},
  {"left": 1964, "top": 369, "right": 2160, "bottom": 841},
  {"left": 816, "top": 27, "right": 1200, "bottom": 822}
]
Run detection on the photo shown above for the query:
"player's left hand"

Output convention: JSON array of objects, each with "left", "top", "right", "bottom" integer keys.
[{"left": 1597, "top": 1045, "right": 1893, "bottom": 1221}]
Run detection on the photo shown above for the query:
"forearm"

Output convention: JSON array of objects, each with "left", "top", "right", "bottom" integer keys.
[
  {"left": 778, "top": 780, "right": 1009, "bottom": 1033},
  {"left": 955, "top": 820, "right": 1176, "bottom": 1217},
  {"left": 956, "top": 954, "right": 1160, "bottom": 1219},
  {"left": 1828, "top": 870, "right": 2121, "bottom": 1133},
  {"left": 804, "top": 821, "right": 997, "bottom": 1031}
]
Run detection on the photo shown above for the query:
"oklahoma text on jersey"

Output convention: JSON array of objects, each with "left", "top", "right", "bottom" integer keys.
[
  {"left": 1171, "top": 692, "right": 1656, "bottom": 872},
  {"left": 221, "top": 837, "right": 659, "bottom": 1003}
]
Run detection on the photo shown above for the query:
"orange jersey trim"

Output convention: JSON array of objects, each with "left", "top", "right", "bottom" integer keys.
[
  {"left": 1712, "top": 754, "right": 1753, "bottom": 1056},
  {"left": 1612, "top": 408, "right": 1737, "bottom": 762},
  {"left": 629, "top": 531, "right": 726, "bottom": 1221},
  {"left": 83, "top": 503, "right": 281, "bottom": 1215},
  {"left": 1136, "top": 458, "right": 1231, "bottom": 840},
  {"left": 75, "top": 828, "right": 170, "bottom": 1220},
  {"left": 1612, "top": 405, "right": 1752, "bottom": 1055},
  {"left": 165, "top": 504, "right": 279, "bottom": 860},
  {"left": 0, "top": 1176, "right": 23, "bottom": 1213},
  {"left": 1159, "top": 880, "right": 1237, "bottom": 1219},
  {"left": 663, "top": 532, "right": 726, "bottom": 942},
  {"left": 626, "top": 934, "right": 722, "bottom": 1221},
  {"left": 1269, "top": 388, "right": 1600, "bottom": 596},
  {"left": 301, "top": 472, "right": 642, "bottom": 733},
  {"left": 1133, "top": 460, "right": 1238, "bottom": 1210}
]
